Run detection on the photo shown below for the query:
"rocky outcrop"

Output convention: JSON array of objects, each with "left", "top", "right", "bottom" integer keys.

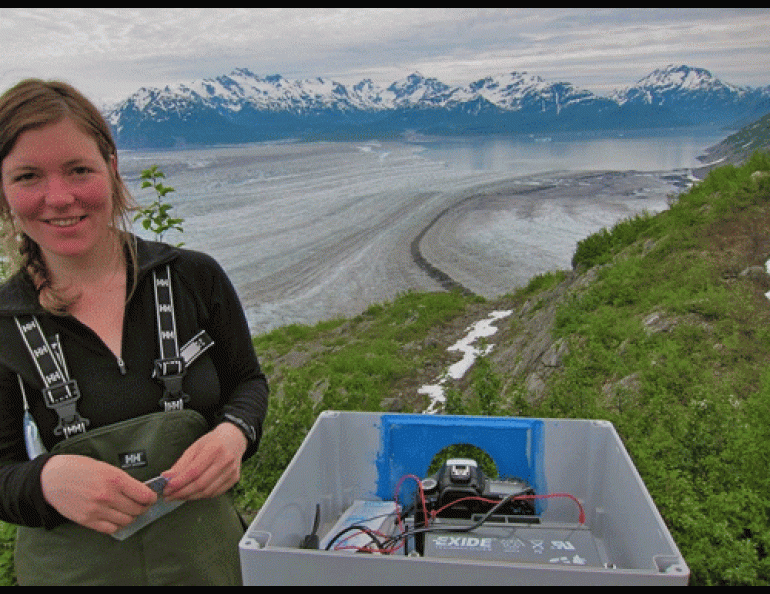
[{"left": 479, "top": 268, "right": 598, "bottom": 402}]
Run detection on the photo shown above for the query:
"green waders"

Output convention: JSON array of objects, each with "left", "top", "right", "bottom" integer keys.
[{"left": 14, "top": 409, "right": 246, "bottom": 586}]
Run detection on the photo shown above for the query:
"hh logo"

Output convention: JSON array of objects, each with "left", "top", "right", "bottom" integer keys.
[{"left": 119, "top": 450, "right": 148, "bottom": 469}]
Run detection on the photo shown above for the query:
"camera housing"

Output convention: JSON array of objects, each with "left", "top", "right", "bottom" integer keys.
[
  {"left": 410, "top": 458, "right": 537, "bottom": 556},
  {"left": 419, "top": 458, "right": 536, "bottom": 520}
]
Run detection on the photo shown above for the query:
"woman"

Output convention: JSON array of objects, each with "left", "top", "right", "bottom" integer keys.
[{"left": 0, "top": 79, "right": 269, "bottom": 585}]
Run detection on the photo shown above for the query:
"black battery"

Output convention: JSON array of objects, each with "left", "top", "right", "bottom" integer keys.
[{"left": 423, "top": 524, "right": 607, "bottom": 568}]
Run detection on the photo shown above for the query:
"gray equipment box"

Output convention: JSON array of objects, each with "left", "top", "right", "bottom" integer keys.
[{"left": 239, "top": 411, "right": 689, "bottom": 585}]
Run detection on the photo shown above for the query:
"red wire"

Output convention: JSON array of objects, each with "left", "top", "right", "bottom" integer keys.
[
  {"left": 329, "top": 475, "right": 588, "bottom": 554},
  {"left": 432, "top": 493, "right": 585, "bottom": 525},
  {"left": 393, "top": 474, "right": 586, "bottom": 527}
]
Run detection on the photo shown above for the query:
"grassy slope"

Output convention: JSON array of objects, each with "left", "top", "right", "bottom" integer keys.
[
  {"left": 238, "top": 152, "right": 770, "bottom": 586},
  {"left": 539, "top": 152, "right": 770, "bottom": 585}
]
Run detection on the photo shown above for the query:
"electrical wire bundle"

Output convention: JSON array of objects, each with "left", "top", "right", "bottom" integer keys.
[{"left": 321, "top": 473, "right": 585, "bottom": 555}]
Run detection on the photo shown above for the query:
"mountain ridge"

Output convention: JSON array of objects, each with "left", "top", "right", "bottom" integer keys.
[{"left": 107, "top": 64, "right": 770, "bottom": 148}]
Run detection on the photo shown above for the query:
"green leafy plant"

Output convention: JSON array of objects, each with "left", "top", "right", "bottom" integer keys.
[
  {"left": 134, "top": 165, "right": 184, "bottom": 244},
  {"left": 0, "top": 521, "right": 16, "bottom": 585}
]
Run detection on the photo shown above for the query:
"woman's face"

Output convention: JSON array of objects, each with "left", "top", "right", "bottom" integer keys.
[{"left": 1, "top": 117, "right": 116, "bottom": 267}]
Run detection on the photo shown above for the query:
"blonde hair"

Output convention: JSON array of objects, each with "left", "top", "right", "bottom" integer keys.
[{"left": 0, "top": 78, "right": 138, "bottom": 313}]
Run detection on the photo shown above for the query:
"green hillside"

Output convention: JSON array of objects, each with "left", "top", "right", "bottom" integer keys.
[
  {"left": 238, "top": 150, "right": 770, "bottom": 586},
  {"left": 696, "top": 111, "right": 770, "bottom": 175}
]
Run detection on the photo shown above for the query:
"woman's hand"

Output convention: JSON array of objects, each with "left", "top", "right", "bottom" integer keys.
[
  {"left": 161, "top": 422, "right": 248, "bottom": 502},
  {"left": 40, "top": 454, "right": 158, "bottom": 534}
]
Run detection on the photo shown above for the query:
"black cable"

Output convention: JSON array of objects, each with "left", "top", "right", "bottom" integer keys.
[
  {"left": 323, "top": 524, "right": 386, "bottom": 552},
  {"left": 300, "top": 503, "right": 321, "bottom": 549},
  {"left": 321, "top": 492, "right": 524, "bottom": 554},
  {"left": 385, "top": 492, "right": 521, "bottom": 551}
]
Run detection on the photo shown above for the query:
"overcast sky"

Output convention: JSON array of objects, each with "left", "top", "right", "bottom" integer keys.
[{"left": 2, "top": 8, "right": 769, "bottom": 106}]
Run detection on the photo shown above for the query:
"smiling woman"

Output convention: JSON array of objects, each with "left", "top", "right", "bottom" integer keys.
[
  {"left": 1, "top": 117, "right": 132, "bottom": 358},
  {"left": 0, "top": 79, "right": 137, "bottom": 314},
  {"left": 0, "top": 79, "right": 269, "bottom": 586},
  {"left": 2, "top": 120, "right": 120, "bottom": 276}
]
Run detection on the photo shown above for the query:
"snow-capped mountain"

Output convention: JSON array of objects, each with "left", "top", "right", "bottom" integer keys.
[
  {"left": 612, "top": 65, "right": 768, "bottom": 124},
  {"left": 614, "top": 64, "right": 746, "bottom": 104},
  {"left": 106, "top": 65, "right": 770, "bottom": 148}
]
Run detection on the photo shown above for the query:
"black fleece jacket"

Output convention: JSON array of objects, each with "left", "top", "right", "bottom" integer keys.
[{"left": 0, "top": 236, "right": 268, "bottom": 529}]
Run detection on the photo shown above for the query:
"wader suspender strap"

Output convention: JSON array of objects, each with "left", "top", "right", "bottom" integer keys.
[
  {"left": 14, "top": 316, "right": 89, "bottom": 438},
  {"left": 153, "top": 264, "right": 214, "bottom": 411},
  {"left": 15, "top": 263, "right": 215, "bottom": 445}
]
